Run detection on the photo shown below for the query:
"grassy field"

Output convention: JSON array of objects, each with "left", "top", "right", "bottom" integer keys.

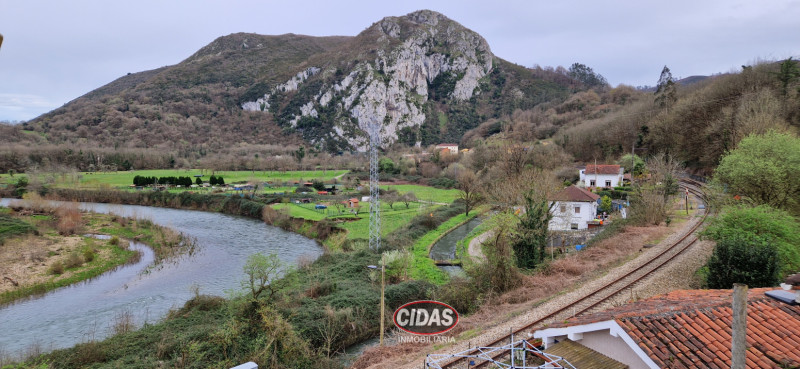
[
  {"left": 336, "top": 207, "right": 427, "bottom": 239},
  {"left": 272, "top": 201, "right": 433, "bottom": 239},
  {"left": 381, "top": 184, "right": 460, "bottom": 204},
  {"left": 0, "top": 169, "right": 349, "bottom": 189},
  {"left": 272, "top": 203, "right": 329, "bottom": 221}
]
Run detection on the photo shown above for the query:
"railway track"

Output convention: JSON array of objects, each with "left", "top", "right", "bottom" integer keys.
[{"left": 432, "top": 179, "right": 708, "bottom": 368}]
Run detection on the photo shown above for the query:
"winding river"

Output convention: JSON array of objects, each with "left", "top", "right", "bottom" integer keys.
[{"left": 0, "top": 199, "right": 323, "bottom": 356}]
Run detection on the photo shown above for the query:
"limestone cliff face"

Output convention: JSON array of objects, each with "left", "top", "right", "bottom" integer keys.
[{"left": 240, "top": 10, "right": 494, "bottom": 151}]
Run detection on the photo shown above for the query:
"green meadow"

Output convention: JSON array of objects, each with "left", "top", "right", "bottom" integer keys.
[
  {"left": 380, "top": 184, "right": 461, "bottom": 204},
  {"left": 0, "top": 169, "right": 349, "bottom": 189}
]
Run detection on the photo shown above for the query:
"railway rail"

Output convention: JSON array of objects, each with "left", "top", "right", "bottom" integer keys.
[{"left": 431, "top": 179, "right": 708, "bottom": 368}]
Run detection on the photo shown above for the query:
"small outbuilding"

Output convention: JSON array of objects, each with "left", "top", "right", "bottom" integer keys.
[{"left": 435, "top": 143, "right": 459, "bottom": 154}]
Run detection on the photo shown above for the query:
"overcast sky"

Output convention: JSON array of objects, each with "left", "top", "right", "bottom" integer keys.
[{"left": 1, "top": 0, "right": 798, "bottom": 122}]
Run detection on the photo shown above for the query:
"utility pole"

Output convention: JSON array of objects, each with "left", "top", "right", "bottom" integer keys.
[
  {"left": 685, "top": 188, "right": 689, "bottom": 215},
  {"left": 630, "top": 141, "right": 636, "bottom": 187},
  {"left": 380, "top": 254, "right": 385, "bottom": 346}
]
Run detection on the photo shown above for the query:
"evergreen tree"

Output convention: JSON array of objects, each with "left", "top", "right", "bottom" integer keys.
[
  {"left": 512, "top": 192, "right": 553, "bottom": 269},
  {"left": 568, "top": 62, "right": 608, "bottom": 89},
  {"left": 654, "top": 65, "right": 677, "bottom": 108},
  {"left": 776, "top": 57, "right": 799, "bottom": 96}
]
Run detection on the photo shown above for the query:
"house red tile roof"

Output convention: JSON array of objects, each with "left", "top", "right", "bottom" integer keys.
[
  {"left": 549, "top": 185, "right": 600, "bottom": 202},
  {"left": 585, "top": 164, "right": 622, "bottom": 175},
  {"left": 551, "top": 288, "right": 800, "bottom": 368}
]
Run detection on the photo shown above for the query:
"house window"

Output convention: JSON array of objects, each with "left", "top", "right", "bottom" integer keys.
[
  {"left": 605, "top": 180, "right": 612, "bottom": 187},
  {"left": 574, "top": 206, "right": 580, "bottom": 214},
  {"left": 560, "top": 205, "right": 566, "bottom": 213},
  {"left": 589, "top": 180, "right": 595, "bottom": 187},
  {"left": 570, "top": 223, "right": 579, "bottom": 230}
]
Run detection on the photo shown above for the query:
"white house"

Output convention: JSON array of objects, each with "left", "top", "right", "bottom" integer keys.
[
  {"left": 533, "top": 286, "right": 800, "bottom": 369},
  {"left": 548, "top": 185, "right": 599, "bottom": 231},
  {"left": 435, "top": 143, "right": 459, "bottom": 154},
  {"left": 579, "top": 164, "right": 624, "bottom": 189}
]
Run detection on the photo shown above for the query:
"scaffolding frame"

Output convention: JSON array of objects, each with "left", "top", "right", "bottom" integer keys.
[{"left": 425, "top": 339, "right": 576, "bottom": 369}]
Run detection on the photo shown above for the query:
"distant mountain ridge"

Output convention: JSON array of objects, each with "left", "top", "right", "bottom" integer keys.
[{"left": 15, "top": 10, "right": 572, "bottom": 153}]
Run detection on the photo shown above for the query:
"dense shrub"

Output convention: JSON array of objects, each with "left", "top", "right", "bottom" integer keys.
[
  {"left": 49, "top": 261, "right": 64, "bottom": 275},
  {"left": 432, "top": 277, "right": 482, "bottom": 315},
  {"left": 384, "top": 280, "right": 433, "bottom": 311},
  {"left": 64, "top": 252, "right": 84, "bottom": 269},
  {"left": 714, "top": 131, "right": 800, "bottom": 214},
  {"left": 702, "top": 204, "right": 800, "bottom": 276},
  {"left": 429, "top": 177, "right": 457, "bottom": 189},
  {"left": 706, "top": 235, "right": 780, "bottom": 288},
  {"left": 83, "top": 248, "right": 95, "bottom": 263},
  {"left": 280, "top": 250, "right": 381, "bottom": 353}
]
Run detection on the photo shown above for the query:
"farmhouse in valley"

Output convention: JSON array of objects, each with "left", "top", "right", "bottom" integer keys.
[
  {"left": 548, "top": 185, "right": 600, "bottom": 231},
  {"left": 435, "top": 143, "right": 459, "bottom": 154},
  {"left": 580, "top": 164, "right": 624, "bottom": 189}
]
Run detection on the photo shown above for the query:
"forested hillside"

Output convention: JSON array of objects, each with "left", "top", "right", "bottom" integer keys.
[{"left": 551, "top": 61, "right": 800, "bottom": 173}]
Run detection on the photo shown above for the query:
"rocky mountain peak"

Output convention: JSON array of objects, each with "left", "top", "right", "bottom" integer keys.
[{"left": 240, "top": 10, "right": 496, "bottom": 151}]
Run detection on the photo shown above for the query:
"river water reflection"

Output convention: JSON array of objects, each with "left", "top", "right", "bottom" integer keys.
[{"left": 0, "top": 199, "right": 323, "bottom": 356}]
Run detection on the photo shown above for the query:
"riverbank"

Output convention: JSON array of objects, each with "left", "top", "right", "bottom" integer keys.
[
  {"left": 1, "top": 185, "right": 478, "bottom": 368},
  {"left": 0, "top": 200, "right": 193, "bottom": 306}
]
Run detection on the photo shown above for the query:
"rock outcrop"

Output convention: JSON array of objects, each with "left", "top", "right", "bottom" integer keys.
[{"left": 240, "top": 10, "right": 494, "bottom": 151}]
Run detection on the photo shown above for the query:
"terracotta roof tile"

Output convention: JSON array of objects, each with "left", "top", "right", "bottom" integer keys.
[
  {"left": 546, "top": 288, "right": 800, "bottom": 368},
  {"left": 584, "top": 164, "right": 622, "bottom": 175},
  {"left": 548, "top": 185, "right": 600, "bottom": 202}
]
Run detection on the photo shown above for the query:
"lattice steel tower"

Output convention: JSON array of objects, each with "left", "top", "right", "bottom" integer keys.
[{"left": 367, "top": 121, "right": 381, "bottom": 251}]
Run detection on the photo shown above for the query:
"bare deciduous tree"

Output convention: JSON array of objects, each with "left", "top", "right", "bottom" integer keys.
[
  {"left": 457, "top": 170, "right": 483, "bottom": 216},
  {"left": 400, "top": 192, "right": 417, "bottom": 209}
]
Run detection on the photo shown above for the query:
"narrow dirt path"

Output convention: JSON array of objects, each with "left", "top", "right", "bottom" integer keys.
[{"left": 467, "top": 230, "right": 491, "bottom": 260}]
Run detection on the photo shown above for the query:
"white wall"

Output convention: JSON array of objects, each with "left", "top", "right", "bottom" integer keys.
[
  {"left": 578, "top": 330, "right": 651, "bottom": 369},
  {"left": 549, "top": 200, "right": 597, "bottom": 231},
  {"left": 579, "top": 170, "right": 623, "bottom": 188}
]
